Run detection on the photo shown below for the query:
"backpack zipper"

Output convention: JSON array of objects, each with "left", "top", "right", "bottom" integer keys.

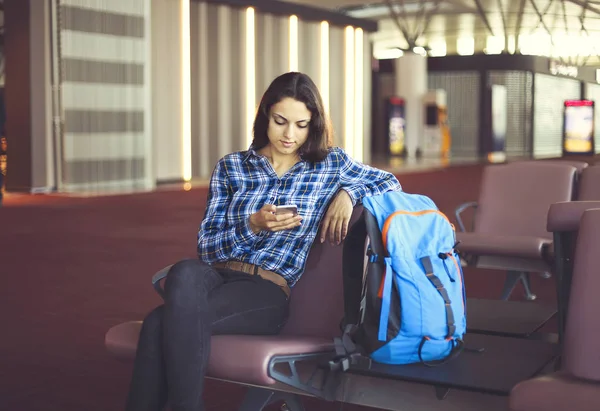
[{"left": 438, "top": 253, "right": 456, "bottom": 283}]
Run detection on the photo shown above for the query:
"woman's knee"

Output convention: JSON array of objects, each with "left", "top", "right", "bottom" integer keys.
[{"left": 163, "top": 259, "right": 219, "bottom": 301}]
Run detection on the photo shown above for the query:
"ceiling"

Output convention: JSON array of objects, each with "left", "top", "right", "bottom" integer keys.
[{"left": 286, "top": 0, "right": 600, "bottom": 65}]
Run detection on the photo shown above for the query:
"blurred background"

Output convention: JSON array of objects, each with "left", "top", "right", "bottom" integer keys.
[
  {"left": 1, "top": 0, "right": 599, "bottom": 199},
  {"left": 1, "top": 1, "right": 600, "bottom": 410}
]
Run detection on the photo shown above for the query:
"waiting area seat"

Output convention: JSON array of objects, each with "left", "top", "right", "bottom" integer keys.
[
  {"left": 106, "top": 323, "right": 334, "bottom": 388},
  {"left": 347, "top": 332, "right": 557, "bottom": 397},
  {"left": 106, "top": 208, "right": 364, "bottom": 408},
  {"left": 455, "top": 161, "right": 577, "bottom": 337},
  {"left": 545, "top": 200, "right": 600, "bottom": 346},
  {"left": 106, "top": 206, "right": 560, "bottom": 411},
  {"left": 509, "top": 208, "right": 600, "bottom": 411},
  {"left": 577, "top": 164, "right": 600, "bottom": 200},
  {"left": 516, "top": 159, "right": 589, "bottom": 172},
  {"left": 510, "top": 372, "right": 600, "bottom": 411}
]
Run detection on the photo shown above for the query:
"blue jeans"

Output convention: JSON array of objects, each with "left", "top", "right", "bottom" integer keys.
[{"left": 126, "top": 259, "right": 290, "bottom": 411}]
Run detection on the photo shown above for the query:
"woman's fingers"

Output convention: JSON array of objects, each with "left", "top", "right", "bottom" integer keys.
[
  {"left": 326, "top": 214, "right": 351, "bottom": 245},
  {"left": 328, "top": 217, "right": 342, "bottom": 245},
  {"left": 266, "top": 215, "right": 302, "bottom": 231},
  {"left": 340, "top": 217, "right": 349, "bottom": 242},
  {"left": 320, "top": 216, "right": 331, "bottom": 243}
]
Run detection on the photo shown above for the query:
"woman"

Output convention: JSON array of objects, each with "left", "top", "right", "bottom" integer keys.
[{"left": 126, "top": 72, "right": 401, "bottom": 411}]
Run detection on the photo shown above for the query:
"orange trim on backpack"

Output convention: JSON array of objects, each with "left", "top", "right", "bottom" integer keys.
[
  {"left": 377, "top": 274, "right": 386, "bottom": 298},
  {"left": 381, "top": 210, "right": 453, "bottom": 250}
]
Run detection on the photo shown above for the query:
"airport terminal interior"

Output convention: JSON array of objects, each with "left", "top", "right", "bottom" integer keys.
[{"left": 2, "top": 0, "right": 600, "bottom": 410}]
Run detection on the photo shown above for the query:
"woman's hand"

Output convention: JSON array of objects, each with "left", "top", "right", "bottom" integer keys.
[
  {"left": 249, "top": 204, "right": 302, "bottom": 234},
  {"left": 320, "top": 190, "right": 353, "bottom": 245}
]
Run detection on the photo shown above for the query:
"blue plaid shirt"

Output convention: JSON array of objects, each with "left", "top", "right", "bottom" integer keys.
[{"left": 197, "top": 146, "right": 401, "bottom": 287}]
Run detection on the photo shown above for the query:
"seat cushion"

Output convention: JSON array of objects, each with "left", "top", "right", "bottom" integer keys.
[
  {"left": 105, "top": 321, "right": 334, "bottom": 386},
  {"left": 105, "top": 321, "right": 143, "bottom": 360},
  {"left": 456, "top": 232, "right": 551, "bottom": 260},
  {"left": 510, "top": 371, "right": 600, "bottom": 411}
]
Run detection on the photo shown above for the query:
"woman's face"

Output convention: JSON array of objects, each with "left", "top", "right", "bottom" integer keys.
[{"left": 266, "top": 97, "right": 311, "bottom": 158}]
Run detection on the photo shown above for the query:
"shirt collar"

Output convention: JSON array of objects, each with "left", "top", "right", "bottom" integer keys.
[
  {"left": 242, "top": 146, "right": 260, "bottom": 163},
  {"left": 242, "top": 145, "right": 308, "bottom": 169}
]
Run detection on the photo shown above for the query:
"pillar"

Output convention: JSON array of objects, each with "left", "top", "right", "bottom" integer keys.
[
  {"left": 395, "top": 52, "right": 427, "bottom": 158},
  {"left": 4, "top": 0, "right": 54, "bottom": 193}
]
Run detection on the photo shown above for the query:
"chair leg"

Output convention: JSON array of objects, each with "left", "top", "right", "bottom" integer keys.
[
  {"left": 520, "top": 273, "right": 537, "bottom": 301},
  {"left": 501, "top": 271, "right": 536, "bottom": 301},
  {"left": 501, "top": 271, "right": 521, "bottom": 300}
]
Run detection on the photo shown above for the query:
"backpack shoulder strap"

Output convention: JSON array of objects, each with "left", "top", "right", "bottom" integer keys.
[
  {"left": 341, "top": 210, "right": 366, "bottom": 327},
  {"left": 341, "top": 208, "right": 387, "bottom": 326},
  {"left": 417, "top": 256, "right": 464, "bottom": 367},
  {"left": 332, "top": 208, "right": 386, "bottom": 371},
  {"left": 365, "top": 208, "right": 386, "bottom": 257}
]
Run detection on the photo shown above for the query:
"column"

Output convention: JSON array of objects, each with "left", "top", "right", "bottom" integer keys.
[
  {"left": 395, "top": 52, "right": 427, "bottom": 158},
  {"left": 152, "top": 0, "right": 183, "bottom": 182},
  {"left": 4, "top": 0, "right": 54, "bottom": 193}
]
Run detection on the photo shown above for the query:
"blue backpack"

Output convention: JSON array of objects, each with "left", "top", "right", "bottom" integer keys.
[{"left": 332, "top": 190, "right": 466, "bottom": 368}]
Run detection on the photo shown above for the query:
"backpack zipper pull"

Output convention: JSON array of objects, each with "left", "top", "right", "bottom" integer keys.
[{"left": 438, "top": 253, "right": 455, "bottom": 282}]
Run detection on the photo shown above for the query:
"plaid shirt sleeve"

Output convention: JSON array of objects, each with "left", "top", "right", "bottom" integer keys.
[
  {"left": 336, "top": 148, "right": 402, "bottom": 205},
  {"left": 197, "top": 158, "right": 259, "bottom": 262}
]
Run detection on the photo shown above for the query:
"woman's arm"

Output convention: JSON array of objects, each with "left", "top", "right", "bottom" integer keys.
[
  {"left": 197, "top": 159, "right": 260, "bottom": 263},
  {"left": 319, "top": 149, "right": 401, "bottom": 245},
  {"left": 337, "top": 149, "right": 402, "bottom": 205}
]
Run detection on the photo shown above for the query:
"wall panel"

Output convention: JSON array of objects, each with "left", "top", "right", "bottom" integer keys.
[
  {"left": 488, "top": 71, "right": 533, "bottom": 157},
  {"left": 189, "top": 5, "right": 373, "bottom": 179},
  {"left": 151, "top": 0, "right": 181, "bottom": 182},
  {"left": 428, "top": 72, "right": 480, "bottom": 157},
  {"left": 328, "top": 26, "right": 345, "bottom": 148},
  {"left": 533, "top": 74, "right": 580, "bottom": 157},
  {"left": 59, "top": 0, "right": 153, "bottom": 192}
]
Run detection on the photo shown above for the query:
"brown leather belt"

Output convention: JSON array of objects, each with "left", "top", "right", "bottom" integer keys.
[{"left": 212, "top": 261, "right": 290, "bottom": 298}]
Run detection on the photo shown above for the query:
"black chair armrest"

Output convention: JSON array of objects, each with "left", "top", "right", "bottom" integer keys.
[
  {"left": 152, "top": 264, "right": 174, "bottom": 299},
  {"left": 455, "top": 201, "right": 478, "bottom": 232}
]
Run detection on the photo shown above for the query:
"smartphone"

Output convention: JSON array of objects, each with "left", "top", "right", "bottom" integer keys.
[{"left": 275, "top": 204, "right": 298, "bottom": 216}]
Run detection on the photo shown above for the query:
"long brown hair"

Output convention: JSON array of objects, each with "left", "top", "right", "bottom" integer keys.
[{"left": 252, "top": 72, "right": 333, "bottom": 162}]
